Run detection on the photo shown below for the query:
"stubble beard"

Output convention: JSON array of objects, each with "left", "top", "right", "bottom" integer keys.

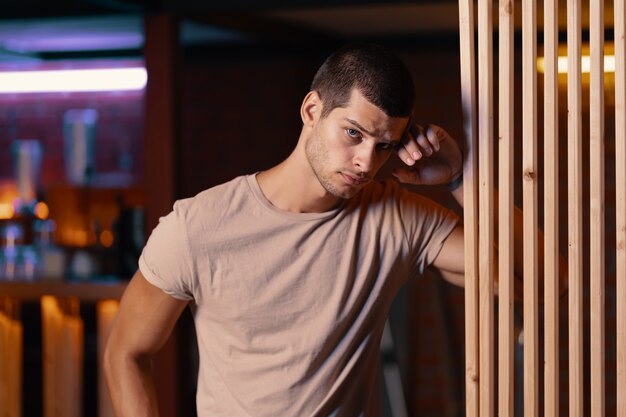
[{"left": 304, "top": 132, "right": 355, "bottom": 200}]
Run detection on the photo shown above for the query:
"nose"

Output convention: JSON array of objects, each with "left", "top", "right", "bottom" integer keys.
[{"left": 353, "top": 143, "right": 378, "bottom": 174}]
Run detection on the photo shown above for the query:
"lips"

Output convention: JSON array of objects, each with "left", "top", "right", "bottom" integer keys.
[{"left": 340, "top": 172, "right": 370, "bottom": 186}]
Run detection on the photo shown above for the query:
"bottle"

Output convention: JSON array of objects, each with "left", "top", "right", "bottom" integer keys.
[{"left": 33, "top": 219, "right": 65, "bottom": 280}]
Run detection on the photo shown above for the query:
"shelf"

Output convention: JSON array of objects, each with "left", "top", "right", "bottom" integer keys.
[{"left": 0, "top": 280, "right": 127, "bottom": 302}]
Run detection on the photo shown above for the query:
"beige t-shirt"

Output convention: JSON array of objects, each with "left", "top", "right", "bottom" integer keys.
[{"left": 139, "top": 174, "right": 459, "bottom": 417}]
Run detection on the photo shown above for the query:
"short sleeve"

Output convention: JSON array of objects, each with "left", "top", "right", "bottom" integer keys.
[
  {"left": 397, "top": 187, "right": 460, "bottom": 275},
  {"left": 138, "top": 200, "right": 195, "bottom": 300}
]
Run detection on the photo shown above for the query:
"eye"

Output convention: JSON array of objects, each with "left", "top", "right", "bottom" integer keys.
[
  {"left": 346, "top": 128, "right": 361, "bottom": 139},
  {"left": 377, "top": 142, "right": 394, "bottom": 151}
]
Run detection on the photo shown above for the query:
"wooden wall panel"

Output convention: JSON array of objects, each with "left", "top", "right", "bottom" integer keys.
[
  {"left": 498, "top": 0, "right": 515, "bottom": 415},
  {"left": 458, "top": 0, "right": 479, "bottom": 416},
  {"left": 543, "top": 0, "right": 560, "bottom": 416}
]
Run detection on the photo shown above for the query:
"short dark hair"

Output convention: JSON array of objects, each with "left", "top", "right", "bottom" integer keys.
[{"left": 310, "top": 43, "right": 415, "bottom": 118}]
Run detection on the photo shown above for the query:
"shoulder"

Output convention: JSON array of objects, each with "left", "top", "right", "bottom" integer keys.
[
  {"left": 174, "top": 175, "right": 253, "bottom": 220},
  {"left": 354, "top": 179, "right": 460, "bottom": 227},
  {"left": 188, "top": 175, "right": 250, "bottom": 205}
]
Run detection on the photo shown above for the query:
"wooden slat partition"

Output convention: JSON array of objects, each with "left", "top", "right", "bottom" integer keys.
[
  {"left": 458, "top": 0, "right": 479, "bottom": 415},
  {"left": 543, "top": 0, "right": 559, "bottom": 415},
  {"left": 498, "top": 0, "right": 515, "bottom": 415},
  {"left": 589, "top": 0, "right": 606, "bottom": 416},
  {"left": 521, "top": 0, "right": 539, "bottom": 416},
  {"left": 567, "top": 0, "right": 585, "bottom": 415},
  {"left": 460, "top": 0, "right": 625, "bottom": 415},
  {"left": 478, "top": 0, "right": 494, "bottom": 415},
  {"left": 615, "top": 0, "right": 626, "bottom": 415}
]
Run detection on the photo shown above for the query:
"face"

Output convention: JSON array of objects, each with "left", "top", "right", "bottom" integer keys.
[{"left": 304, "top": 88, "right": 409, "bottom": 199}]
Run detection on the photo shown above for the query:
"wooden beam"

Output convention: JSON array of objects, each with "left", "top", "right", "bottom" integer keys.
[
  {"left": 458, "top": 0, "right": 479, "bottom": 415},
  {"left": 543, "top": 0, "right": 559, "bottom": 416},
  {"left": 615, "top": 0, "right": 626, "bottom": 415},
  {"left": 143, "top": 13, "right": 179, "bottom": 228},
  {"left": 478, "top": 0, "right": 495, "bottom": 415},
  {"left": 143, "top": 14, "right": 180, "bottom": 417},
  {"left": 567, "top": 0, "right": 584, "bottom": 414},
  {"left": 498, "top": 1, "right": 515, "bottom": 416},
  {"left": 589, "top": 0, "right": 606, "bottom": 415},
  {"left": 522, "top": 0, "right": 539, "bottom": 416}
]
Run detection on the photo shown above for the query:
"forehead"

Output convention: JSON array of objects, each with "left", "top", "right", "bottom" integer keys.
[{"left": 335, "top": 89, "right": 409, "bottom": 140}]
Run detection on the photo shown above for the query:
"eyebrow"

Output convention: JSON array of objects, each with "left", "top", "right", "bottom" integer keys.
[
  {"left": 345, "top": 118, "right": 374, "bottom": 135},
  {"left": 345, "top": 118, "right": 402, "bottom": 143}
]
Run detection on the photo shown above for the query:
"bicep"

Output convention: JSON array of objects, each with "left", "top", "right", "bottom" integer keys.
[
  {"left": 432, "top": 224, "right": 465, "bottom": 276},
  {"left": 108, "top": 270, "right": 188, "bottom": 357}
]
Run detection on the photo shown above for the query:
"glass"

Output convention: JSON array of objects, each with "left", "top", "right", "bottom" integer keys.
[
  {"left": 63, "top": 109, "right": 98, "bottom": 185},
  {"left": 11, "top": 139, "right": 42, "bottom": 206}
]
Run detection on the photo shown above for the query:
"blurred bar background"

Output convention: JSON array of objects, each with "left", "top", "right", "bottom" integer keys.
[{"left": 0, "top": 1, "right": 622, "bottom": 416}]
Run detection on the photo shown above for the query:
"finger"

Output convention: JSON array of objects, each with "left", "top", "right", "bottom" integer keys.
[
  {"left": 396, "top": 146, "right": 416, "bottom": 166},
  {"left": 415, "top": 126, "right": 435, "bottom": 156},
  {"left": 402, "top": 124, "right": 424, "bottom": 160},
  {"left": 424, "top": 125, "right": 442, "bottom": 152}
]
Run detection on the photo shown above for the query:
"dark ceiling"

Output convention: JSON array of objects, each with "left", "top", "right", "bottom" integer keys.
[
  {"left": 2, "top": 0, "right": 435, "bottom": 19},
  {"left": 0, "top": 0, "right": 463, "bottom": 61},
  {"left": 0, "top": 1, "right": 615, "bottom": 62}
]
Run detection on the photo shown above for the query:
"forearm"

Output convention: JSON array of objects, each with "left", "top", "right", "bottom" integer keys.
[{"left": 104, "top": 349, "right": 160, "bottom": 417}]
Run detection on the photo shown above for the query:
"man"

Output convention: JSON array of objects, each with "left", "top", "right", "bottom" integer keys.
[{"left": 104, "top": 43, "right": 468, "bottom": 417}]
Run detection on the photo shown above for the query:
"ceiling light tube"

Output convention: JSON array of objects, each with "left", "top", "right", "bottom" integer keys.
[{"left": 0, "top": 67, "right": 147, "bottom": 93}]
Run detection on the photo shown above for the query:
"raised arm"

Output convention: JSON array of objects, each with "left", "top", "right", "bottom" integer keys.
[
  {"left": 392, "top": 123, "right": 467, "bottom": 285},
  {"left": 392, "top": 123, "right": 568, "bottom": 298},
  {"left": 392, "top": 123, "right": 463, "bottom": 206},
  {"left": 104, "top": 270, "right": 188, "bottom": 417}
]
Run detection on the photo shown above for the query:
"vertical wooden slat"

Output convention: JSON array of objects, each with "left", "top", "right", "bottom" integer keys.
[
  {"left": 567, "top": 0, "right": 584, "bottom": 415},
  {"left": 522, "top": 0, "right": 539, "bottom": 416},
  {"left": 589, "top": 0, "right": 606, "bottom": 416},
  {"left": 498, "top": 0, "right": 515, "bottom": 416},
  {"left": 478, "top": 0, "right": 494, "bottom": 415},
  {"left": 543, "top": 0, "right": 559, "bottom": 416},
  {"left": 459, "top": 0, "right": 479, "bottom": 415},
  {"left": 615, "top": 0, "right": 626, "bottom": 414}
]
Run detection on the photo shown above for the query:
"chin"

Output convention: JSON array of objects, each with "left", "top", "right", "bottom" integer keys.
[
  {"left": 314, "top": 172, "right": 362, "bottom": 200},
  {"left": 328, "top": 184, "right": 361, "bottom": 200}
]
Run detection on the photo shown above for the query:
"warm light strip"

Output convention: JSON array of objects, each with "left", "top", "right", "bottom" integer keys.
[
  {"left": 0, "top": 67, "right": 147, "bottom": 93},
  {"left": 538, "top": 55, "right": 616, "bottom": 73}
]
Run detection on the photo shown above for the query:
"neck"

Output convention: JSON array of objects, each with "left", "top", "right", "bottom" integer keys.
[{"left": 256, "top": 142, "right": 341, "bottom": 213}]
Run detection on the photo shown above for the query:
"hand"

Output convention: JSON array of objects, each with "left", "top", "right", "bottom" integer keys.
[{"left": 392, "top": 123, "right": 462, "bottom": 186}]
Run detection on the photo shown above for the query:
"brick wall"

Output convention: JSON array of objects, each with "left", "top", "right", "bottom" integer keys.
[{"left": 0, "top": 66, "right": 144, "bottom": 192}]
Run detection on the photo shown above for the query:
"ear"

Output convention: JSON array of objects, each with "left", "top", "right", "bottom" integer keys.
[{"left": 301, "top": 91, "right": 322, "bottom": 127}]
